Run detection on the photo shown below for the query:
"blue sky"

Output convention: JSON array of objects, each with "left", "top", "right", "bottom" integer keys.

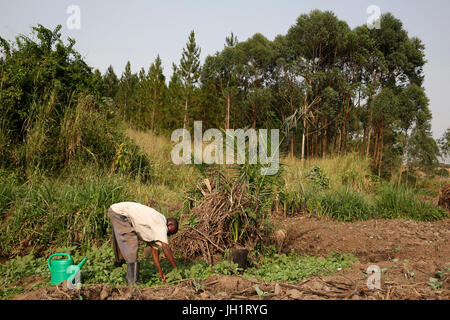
[{"left": 0, "top": 0, "right": 449, "bottom": 138}]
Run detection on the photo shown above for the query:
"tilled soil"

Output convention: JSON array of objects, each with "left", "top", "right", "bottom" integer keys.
[{"left": 12, "top": 215, "right": 450, "bottom": 300}]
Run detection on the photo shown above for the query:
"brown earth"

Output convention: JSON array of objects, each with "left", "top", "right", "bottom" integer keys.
[{"left": 12, "top": 215, "right": 450, "bottom": 300}]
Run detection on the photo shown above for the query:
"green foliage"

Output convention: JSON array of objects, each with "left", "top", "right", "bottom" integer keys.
[
  {"left": 308, "top": 166, "right": 330, "bottom": 189},
  {"left": 0, "top": 251, "right": 48, "bottom": 300},
  {"left": 73, "top": 243, "right": 127, "bottom": 285},
  {"left": 438, "top": 128, "right": 450, "bottom": 159},
  {"left": 182, "top": 213, "right": 200, "bottom": 228},
  {"left": 315, "top": 187, "right": 375, "bottom": 222},
  {"left": 428, "top": 270, "right": 447, "bottom": 291},
  {"left": 213, "top": 260, "right": 241, "bottom": 275},
  {"left": 0, "top": 170, "right": 18, "bottom": 218},
  {"left": 374, "top": 183, "right": 447, "bottom": 221},
  {"left": 0, "top": 245, "right": 357, "bottom": 298},
  {"left": 0, "top": 24, "right": 94, "bottom": 147},
  {"left": 243, "top": 252, "right": 356, "bottom": 283},
  {"left": 436, "top": 168, "right": 449, "bottom": 178},
  {"left": 0, "top": 25, "right": 151, "bottom": 178},
  {"left": 281, "top": 171, "right": 447, "bottom": 222},
  {"left": 0, "top": 252, "right": 48, "bottom": 285}
]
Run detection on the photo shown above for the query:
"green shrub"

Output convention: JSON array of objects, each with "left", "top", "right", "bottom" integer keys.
[
  {"left": 315, "top": 187, "right": 374, "bottom": 222},
  {"left": 308, "top": 166, "right": 330, "bottom": 189},
  {"left": 374, "top": 183, "right": 447, "bottom": 221}
]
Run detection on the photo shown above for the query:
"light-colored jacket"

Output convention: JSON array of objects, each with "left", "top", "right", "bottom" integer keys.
[{"left": 109, "top": 202, "right": 168, "bottom": 247}]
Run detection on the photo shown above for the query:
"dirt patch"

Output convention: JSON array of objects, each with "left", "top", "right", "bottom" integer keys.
[
  {"left": 12, "top": 269, "right": 450, "bottom": 300},
  {"left": 276, "top": 215, "right": 450, "bottom": 265}
]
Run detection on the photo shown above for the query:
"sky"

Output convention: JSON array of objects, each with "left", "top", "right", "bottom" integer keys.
[{"left": 0, "top": 0, "right": 449, "bottom": 139}]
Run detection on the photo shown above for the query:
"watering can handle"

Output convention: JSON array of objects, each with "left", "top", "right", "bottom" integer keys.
[{"left": 47, "top": 253, "right": 72, "bottom": 271}]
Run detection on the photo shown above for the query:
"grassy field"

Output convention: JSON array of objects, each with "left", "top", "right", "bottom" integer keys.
[{"left": 0, "top": 129, "right": 446, "bottom": 258}]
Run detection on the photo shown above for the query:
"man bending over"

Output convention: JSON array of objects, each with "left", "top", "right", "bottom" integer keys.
[{"left": 107, "top": 202, "right": 178, "bottom": 285}]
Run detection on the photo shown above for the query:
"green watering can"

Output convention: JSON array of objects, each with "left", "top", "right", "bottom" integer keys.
[{"left": 47, "top": 253, "right": 87, "bottom": 286}]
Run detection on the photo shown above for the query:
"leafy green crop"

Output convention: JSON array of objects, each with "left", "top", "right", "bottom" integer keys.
[{"left": 243, "top": 252, "right": 356, "bottom": 283}]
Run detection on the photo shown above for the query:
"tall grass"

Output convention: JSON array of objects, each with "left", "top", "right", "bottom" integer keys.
[
  {"left": 0, "top": 168, "right": 136, "bottom": 257},
  {"left": 316, "top": 187, "right": 375, "bottom": 222},
  {"left": 282, "top": 153, "right": 373, "bottom": 193},
  {"left": 374, "top": 184, "right": 447, "bottom": 221},
  {"left": 279, "top": 154, "right": 447, "bottom": 221},
  {"left": 297, "top": 182, "right": 447, "bottom": 222},
  {"left": 126, "top": 128, "right": 201, "bottom": 205}
]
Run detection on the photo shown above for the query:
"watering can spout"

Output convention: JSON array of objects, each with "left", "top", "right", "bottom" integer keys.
[{"left": 77, "top": 257, "right": 87, "bottom": 269}]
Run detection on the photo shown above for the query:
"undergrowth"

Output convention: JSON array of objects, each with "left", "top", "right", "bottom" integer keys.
[{"left": 0, "top": 244, "right": 357, "bottom": 299}]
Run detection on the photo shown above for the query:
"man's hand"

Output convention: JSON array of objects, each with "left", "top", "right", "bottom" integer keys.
[
  {"left": 159, "top": 271, "right": 166, "bottom": 282},
  {"left": 161, "top": 242, "right": 177, "bottom": 269},
  {"left": 151, "top": 246, "right": 166, "bottom": 282},
  {"left": 149, "top": 242, "right": 177, "bottom": 282}
]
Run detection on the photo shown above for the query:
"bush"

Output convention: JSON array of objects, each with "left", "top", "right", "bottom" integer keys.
[
  {"left": 374, "top": 183, "right": 447, "bottom": 221},
  {"left": 315, "top": 187, "right": 375, "bottom": 222},
  {"left": 308, "top": 166, "right": 330, "bottom": 189},
  {"left": 9, "top": 94, "right": 152, "bottom": 181},
  {"left": 0, "top": 25, "right": 152, "bottom": 180}
]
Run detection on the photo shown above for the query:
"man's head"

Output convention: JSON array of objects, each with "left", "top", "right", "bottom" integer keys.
[{"left": 167, "top": 218, "right": 178, "bottom": 236}]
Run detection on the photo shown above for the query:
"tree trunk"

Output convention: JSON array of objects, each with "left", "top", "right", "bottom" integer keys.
[
  {"left": 251, "top": 103, "right": 257, "bottom": 129},
  {"left": 183, "top": 96, "right": 188, "bottom": 130},
  {"left": 322, "top": 117, "right": 328, "bottom": 159},
  {"left": 378, "top": 127, "right": 384, "bottom": 176},
  {"left": 366, "top": 126, "right": 372, "bottom": 158},
  {"left": 397, "top": 131, "right": 408, "bottom": 186},
  {"left": 362, "top": 126, "right": 368, "bottom": 157},
  {"left": 301, "top": 117, "right": 306, "bottom": 161},
  {"left": 289, "top": 135, "right": 294, "bottom": 158},
  {"left": 343, "top": 96, "right": 351, "bottom": 153},
  {"left": 225, "top": 94, "right": 230, "bottom": 130},
  {"left": 373, "top": 127, "right": 379, "bottom": 167}
]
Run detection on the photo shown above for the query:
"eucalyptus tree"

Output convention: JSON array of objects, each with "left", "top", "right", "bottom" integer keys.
[
  {"left": 235, "top": 33, "right": 275, "bottom": 129},
  {"left": 285, "top": 10, "right": 350, "bottom": 158},
  {"left": 201, "top": 33, "right": 241, "bottom": 129},
  {"left": 438, "top": 128, "right": 450, "bottom": 160},
  {"left": 272, "top": 34, "right": 305, "bottom": 157},
  {"left": 396, "top": 84, "right": 430, "bottom": 183},
  {"left": 361, "top": 13, "right": 426, "bottom": 161},
  {"left": 406, "top": 124, "right": 440, "bottom": 178}
]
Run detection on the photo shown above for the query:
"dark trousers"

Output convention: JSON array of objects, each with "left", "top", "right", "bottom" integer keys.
[{"left": 108, "top": 208, "right": 139, "bottom": 263}]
